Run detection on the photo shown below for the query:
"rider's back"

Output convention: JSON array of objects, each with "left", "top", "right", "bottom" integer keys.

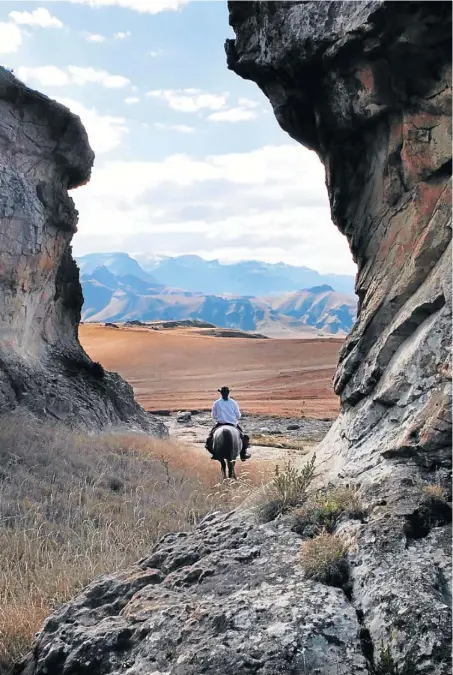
[{"left": 212, "top": 396, "right": 241, "bottom": 425}]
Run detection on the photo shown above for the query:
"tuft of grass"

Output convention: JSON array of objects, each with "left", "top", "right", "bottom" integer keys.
[
  {"left": 421, "top": 484, "right": 446, "bottom": 501},
  {"left": 291, "top": 485, "right": 365, "bottom": 537},
  {"left": 0, "top": 416, "right": 266, "bottom": 672},
  {"left": 300, "top": 532, "right": 349, "bottom": 587},
  {"left": 257, "top": 455, "right": 316, "bottom": 522}
]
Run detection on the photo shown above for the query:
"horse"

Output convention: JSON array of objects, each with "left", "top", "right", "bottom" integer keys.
[{"left": 212, "top": 425, "right": 241, "bottom": 480}]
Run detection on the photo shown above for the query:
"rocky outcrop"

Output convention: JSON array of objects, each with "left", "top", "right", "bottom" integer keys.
[
  {"left": 15, "top": 3, "right": 452, "bottom": 675},
  {"left": 226, "top": 0, "right": 452, "bottom": 464},
  {"left": 0, "top": 67, "right": 165, "bottom": 433}
]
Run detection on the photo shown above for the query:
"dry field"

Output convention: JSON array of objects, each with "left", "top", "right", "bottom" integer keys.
[
  {"left": 0, "top": 417, "right": 274, "bottom": 673},
  {"left": 80, "top": 324, "right": 342, "bottom": 418}
]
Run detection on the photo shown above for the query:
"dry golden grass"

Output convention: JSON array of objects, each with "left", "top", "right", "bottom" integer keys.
[
  {"left": 0, "top": 416, "right": 270, "bottom": 673},
  {"left": 300, "top": 532, "right": 348, "bottom": 584},
  {"left": 421, "top": 484, "right": 446, "bottom": 500},
  {"left": 251, "top": 434, "right": 311, "bottom": 452}
]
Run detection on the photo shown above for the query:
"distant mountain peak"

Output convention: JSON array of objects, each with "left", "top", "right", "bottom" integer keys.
[{"left": 306, "top": 284, "right": 335, "bottom": 293}]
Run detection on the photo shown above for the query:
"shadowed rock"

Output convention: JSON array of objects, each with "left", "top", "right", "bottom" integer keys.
[
  {"left": 15, "top": 3, "right": 451, "bottom": 674},
  {"left": 0, "top": 67, "right": 165, "bottom": 434}
]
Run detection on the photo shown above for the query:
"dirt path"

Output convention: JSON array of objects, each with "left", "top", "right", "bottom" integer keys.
[{"left": 165, "top": 411, "right": 332, "bottom": 464}]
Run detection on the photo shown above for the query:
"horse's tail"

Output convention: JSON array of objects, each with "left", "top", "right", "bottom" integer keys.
[
  {"left": 221, "top": 427, "right": 234, "bottom": 463},
  {"left": 222, "top": 429, "right": 237, "bottom": 479}
]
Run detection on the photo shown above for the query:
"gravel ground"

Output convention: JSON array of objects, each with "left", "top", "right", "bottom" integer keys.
[{"left": 160, "top": 411, "right": 334, "bottom": 462}]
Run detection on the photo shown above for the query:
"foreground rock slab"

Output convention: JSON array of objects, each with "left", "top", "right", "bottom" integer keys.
[
  {"left": 0, "top": 68, "right": 165, "bottom": 434},
  {"left": 17, "top": 500, "right": 451, "bottom": 675}
]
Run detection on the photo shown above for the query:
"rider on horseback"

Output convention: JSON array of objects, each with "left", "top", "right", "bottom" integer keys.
[{"left": 205, "top": 386, "right": 251, "bottom": 461}]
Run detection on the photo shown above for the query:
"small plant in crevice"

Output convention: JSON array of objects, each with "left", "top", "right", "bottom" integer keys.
[
  {"left": 291, "top": 485, "right": 365, "bottom": 537},
  {"left": 257, "top": 455, "right": 316, "bottom": 522},
  {"left": 370, "top": 644, "right": 417, "bottom": 675},
  {"left": 300, "top": 531, "right": 349, "bottom": 589}
]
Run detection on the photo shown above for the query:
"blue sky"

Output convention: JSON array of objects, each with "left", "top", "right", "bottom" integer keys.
[{"left": 0, "top": 0, "right": 356, "bottom": 274}]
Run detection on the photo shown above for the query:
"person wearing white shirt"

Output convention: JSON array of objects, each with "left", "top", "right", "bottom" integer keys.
[{"left": 205, "top": 386, "right": 251, "bottom": 461}]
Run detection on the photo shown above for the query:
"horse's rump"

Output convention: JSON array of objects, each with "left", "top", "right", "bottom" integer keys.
[{"left": 213, "top": 425, "right": 241, "bottom": 462}]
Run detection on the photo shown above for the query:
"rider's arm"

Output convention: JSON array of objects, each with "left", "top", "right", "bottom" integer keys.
[
  {"left": 212, "top": 401, "right": 218, "bottom": 420},
  {"left": 234, "top": 401, "right": 241, "bottom": 420}
]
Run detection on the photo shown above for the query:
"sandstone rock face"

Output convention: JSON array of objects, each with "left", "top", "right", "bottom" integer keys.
[
  {"left": 15, "top": 4, "right": 452, "bottom": 675},
  {"left": 0, "top": 68, "right": 165, "bottom": 433}
]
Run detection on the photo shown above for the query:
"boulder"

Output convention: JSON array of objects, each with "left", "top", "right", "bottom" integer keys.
[{"left": 176, "top": 411, "right": 192, "bottom": 423}]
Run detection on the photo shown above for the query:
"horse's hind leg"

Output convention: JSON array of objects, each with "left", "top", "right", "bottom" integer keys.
[
  {"left": 220, "top": 459, "right": 227, "bottom": 480},
  {"left": 228, "top": 460, "right": 237, "bottom": 480}
]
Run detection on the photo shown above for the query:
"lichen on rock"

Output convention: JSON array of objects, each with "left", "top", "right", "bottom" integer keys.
[{"left": 0, "top": 67, "right": 165, "bottom": 434}]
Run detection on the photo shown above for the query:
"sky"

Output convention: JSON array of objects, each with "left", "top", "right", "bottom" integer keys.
[{"left": 0, "top": 0, "right": 356, "bottom": 275}]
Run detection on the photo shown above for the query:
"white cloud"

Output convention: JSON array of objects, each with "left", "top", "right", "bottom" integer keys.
[
  {"left": 124, "top": 96, "right": 140, "bottom": 105},
  {"left": 147, "top": 88, "right": 228, "bottom": 113},
  {"left": 17, "top": 65, "right": 130, "bottom": 89},
  {"left": 9, "top": 7, "right": 63, "bottom": 29},
  {"left": 69, "top": 0, "right": 188, "bottom": 13},
  {"left": 55, "top": 97, "right": 129, "bottom": 155},
  {"left": 154, "top": 122, "right": 195, "bottom": 134},
  {"left": 78, "top": 145, "right": 321, "bottom": 200},
  {"left": 238, "top": 97, "right": 260, "bottom": 109},
  {"left": 86, "top": 33, "right": 107, "bottom": 42},
  {"left": 208, "top": 107, "right": 258, "bottom": 123},
  {"left": 17, "top": 65, "right": 70, "bottom": 86},
  {"left": 67, "top": 66, "right": 130, "bottom": 88},
  {"left": 114, "top": 31, "right": 131, "bottom": 39},
  {"left": 0, "top": 22, "right": 22, "bottom": 54},
  {"left": 72, "top": 144, "right": 355, "bottom": 274}
]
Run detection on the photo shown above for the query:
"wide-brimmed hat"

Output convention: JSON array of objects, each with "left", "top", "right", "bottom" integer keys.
[{"left": 218, "top": 386, "right": 230, "bottom": 394}]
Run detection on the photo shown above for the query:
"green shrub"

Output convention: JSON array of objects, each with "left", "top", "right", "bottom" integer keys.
[
  {"left": 291, "top": 485, "right": 365, "bottom": 537},
  {"left": 257, "top": 455, "right": 316, "bottom": 521}
]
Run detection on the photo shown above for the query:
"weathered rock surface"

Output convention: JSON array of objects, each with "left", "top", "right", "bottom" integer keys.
[
  {"left": 0, "top": 67, "right": 165, "bottom": 434},
  {"left": 15, "top": 3, "right": 452, "bottom": 675},
  {"left": 226, "top": 0, "right": 452, "bottom": 467},
  {"left": 16, "top": 499, "right": 452, "bottom": 675}
]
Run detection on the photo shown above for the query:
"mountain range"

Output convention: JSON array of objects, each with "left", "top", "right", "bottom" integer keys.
[
  {"left": 78, "top": 252, "right": 356, "bottom": 296},
  {"left": 77, "top": 253, "right": 357, "bottom": 337}
]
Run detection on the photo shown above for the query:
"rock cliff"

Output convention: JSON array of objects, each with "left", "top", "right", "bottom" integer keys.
[
  {"left": 0, "top": 67, "right": 165, "bottom": 433},
  {"left": 226, "top": 0, "right": 452, "bottom": 466},
  {"left": 15, "top": 3, "right": 452, "bottom": 675}
]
